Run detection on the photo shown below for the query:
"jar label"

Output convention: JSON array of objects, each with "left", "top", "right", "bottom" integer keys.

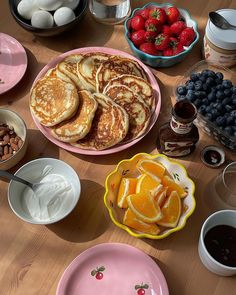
[
  {"left": 170, "top": 117, "right": 192, "bottom": 134},
  {"left": 204, "top": 37, "right": 236, "bottom": 67},
  {"left": 163, "top": 141, "right": 193, "bottom": 157}
]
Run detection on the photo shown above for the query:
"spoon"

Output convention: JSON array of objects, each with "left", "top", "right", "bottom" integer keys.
[
  {"left": 0, "top": 170, "right": 41, "bottom": 191},
  {"left": 209, "top": 11, "right": 236, "bottom": 30}
]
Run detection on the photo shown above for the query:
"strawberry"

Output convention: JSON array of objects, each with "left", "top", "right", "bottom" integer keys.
[
  {"left": 179, "top": 27, "right": 196, "bottom": 46},
  {"left": 169, "top": 37, "right": 184, "bottom": 55},
  {"left": 144, "top": 31, "right": 157, "bottom": 43},
  {"left": 131, "top": 30, "right": 146, "bottom": 46},
  {"left": 139, "top": 43, "right": 160, "bottom": 55},
  {"left": 155, "top": 33, "right": 170, "bottom": 51},
  {"left": 170, "top": 21, "right": 186, "bottom": 36},
  {"left": 140, "top": 8, "right": 150, "bottom": 20},
  {"left": 149, "top": 7, "right": 166, "bottom": 24},
  {"left": 163, "top": 47, "right": 173, "bottom": 56},
  {"left": 131, "top": 15, "right": 145, "bottom": 31},
  {"left": 166, "top": 6, "right": 180, "bottom": 24},
  {"left": 145, "top": 18, "right": 162, "bottom": 33},
  {"left": 162, "top": 25, "right": 172, "bottom": 36}
]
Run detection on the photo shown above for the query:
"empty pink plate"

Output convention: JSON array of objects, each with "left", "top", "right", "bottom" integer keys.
[
  {"left": 0, "top": 33, "right": 27, "bottom": 95},
  {"left": 56, "top": 243, "right": 169, "bottom": 295}
]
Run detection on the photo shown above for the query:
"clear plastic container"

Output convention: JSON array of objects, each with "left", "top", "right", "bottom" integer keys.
[{"left": 173, "top": 60, "right": 236, "bottom": 152}]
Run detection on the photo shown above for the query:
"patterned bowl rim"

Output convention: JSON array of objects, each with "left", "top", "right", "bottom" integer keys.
[
  {"left": 124, "top": 2, "right": 200, "bottom": 61},
  {"left": 104, "top": 153, "right": 196, "bottom": 240}
]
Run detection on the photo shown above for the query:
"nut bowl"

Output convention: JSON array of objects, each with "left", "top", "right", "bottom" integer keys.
[
  {"left": 104, "top": 153, "right": 196, "bottom": 239},
  {"left": 0, "top": 108, "right": 28, "bottom": 170},
  {"left": 124, "top": 2, "right": 199, "bottom": 68},
  {"left": 9, "top": 0, "right": 87, "bottom": 37},
  {"left": 174, "top": 60, "right": 236, "bottom": 152}
]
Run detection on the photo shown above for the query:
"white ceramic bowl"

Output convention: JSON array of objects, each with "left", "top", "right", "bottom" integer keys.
[
  {"left": 8, "top": 158, "right": 81, "bottom": 225},
  {"left": 198, "top": 210, "right": 236, "bottom": 276}
]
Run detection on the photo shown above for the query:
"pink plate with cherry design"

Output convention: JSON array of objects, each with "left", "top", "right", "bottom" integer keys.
[{"left": 56, "top": 243, "right": 169, "bottom": 295}]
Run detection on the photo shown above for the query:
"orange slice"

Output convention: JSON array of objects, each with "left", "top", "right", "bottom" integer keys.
[
  {"left": 136, "top": 173, "right": 161, "bottom": 194},
  {"left": 157, "top": 191, "right": 181, "bottom": 228},
  {"left": 127, "top": 192, "right": 163, "bottom": 223},
  {"left": 162, "top": 175, "right": 187, "bottom": 198},
  {"left": 123, "top": 208, "right": 160, "bottom": 235},
  {"left": 136, "top": 159, "right": 165, "bottom": 181},
  {"left": 154, "top": 187, "right": 168, "bottom": 207},
  {"left": 117, "top": 178, "right": 137, "bottom": 208}
]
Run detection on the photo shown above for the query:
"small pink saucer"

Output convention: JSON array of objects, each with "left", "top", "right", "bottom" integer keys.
[
  {"left": 0, "top": 33, "right": 27, "bottom": 95},
  {"left": 56, "top": 243, "right": 169, "bottom": 295}
]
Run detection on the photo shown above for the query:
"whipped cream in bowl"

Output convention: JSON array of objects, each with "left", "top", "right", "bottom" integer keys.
[{"left": 8, "top": 158, "right": 81, "bottom": 224}]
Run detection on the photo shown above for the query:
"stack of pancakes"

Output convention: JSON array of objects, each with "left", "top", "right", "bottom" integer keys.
[{"left": 30, "top": 52, "right": 157, "bottom": 150}]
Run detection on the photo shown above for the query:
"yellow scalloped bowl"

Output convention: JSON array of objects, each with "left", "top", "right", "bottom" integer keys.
[{"left": 104, "top": 153, "right": 196, "bottom": 239}]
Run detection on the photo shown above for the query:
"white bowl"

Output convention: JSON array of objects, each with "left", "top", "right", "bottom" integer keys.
[
  {"left": 198, "top": 210, "right": 236, "bottom": 276},
  {"left": 8, "top": 158, "right": 81, "bottom": 225}
]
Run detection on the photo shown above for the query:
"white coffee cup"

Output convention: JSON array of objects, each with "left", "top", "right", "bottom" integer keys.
[{"left": 198, "top": 210, "right": 236, "bottom": 276}]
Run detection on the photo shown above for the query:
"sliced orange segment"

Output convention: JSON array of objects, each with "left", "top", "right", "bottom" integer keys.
[
  {"left": 157, "top": 191, "right": 181, "bottom": 228},
  {"left": 136, "top": 159, "right": 165, "bottom": 181},
  {"left": 154, "top": 187, "right": 168, "bottom": 207},
  {"left": 117, "top": 178, "right": 137, "bottom": 208},
  {"left": 162, "top": 175, "right": 187, "bottom": 198},
  {"left": 136, "top": 173, "right": 161, "bottom": 194},
  {"left": 123, "top": 209, "right": 160, "bottom": 235},
  {"left": 127, "top": 192, "right": 163, "bottom": 223}
]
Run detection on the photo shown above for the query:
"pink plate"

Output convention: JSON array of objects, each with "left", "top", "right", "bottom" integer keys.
[
  {"left": 0, "top": 33, "right": 27, "bottom": 95},
  {"left": 31, "top": 47, "right": 161, "bottom": 155},
  {"left": 56, "top": 243, "right": 169, "bottom": 295}
]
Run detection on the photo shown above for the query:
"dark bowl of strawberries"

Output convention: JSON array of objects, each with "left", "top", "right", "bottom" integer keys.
[{"left": 124, "top": 2, "right": 199, "bottom": 68}]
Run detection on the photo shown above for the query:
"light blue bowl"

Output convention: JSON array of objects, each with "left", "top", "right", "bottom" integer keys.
[{"left": 124, "top": 2, "right": 199, "bottom": 68}]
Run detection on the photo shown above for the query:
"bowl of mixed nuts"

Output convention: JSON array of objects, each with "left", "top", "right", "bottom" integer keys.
[{"left": 0, "top": 109, "right": 27, "bottom": 170}]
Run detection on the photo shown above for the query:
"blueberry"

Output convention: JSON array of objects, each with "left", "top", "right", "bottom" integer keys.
[
  {"left": 177, "top": 86, "right": 187, "bottom": 95},
  {"left": 222, "top": 79, "right": 233, "bottom": 89},
  {"left": 216, "top": 90, "right": 225, "bottom": 100},
  {"left": 205, "top": 105, "right": 212, "bottom": 113},
  {"left": 199, "top": 74, "right": 207, "bottom": 83},
  {"left": 216, "top": 84, "right": 224, "bottom": 91},
  {"left": 226, "top": 116, "right": 234, "bottom": 125},
  {"left": 202, "top": 83, "right": 211, "bottom": 93},
  {"left": 215, "top": 78, "right": 223, "bottom": 85},
  {"left": 194, "top": 80, "right": 203, "bottom": 91},
  {"left": 193, "top": 99, "right": 202, "bottom": 108},
  {"left": 210, "top": 108, "right": 220, "bottom": 119},
  {"left": 186, "top": 90, "right": 195, "bottom": 101},
  {"left": 231, "top": 94, "right": 236, "bottom": 100},
  {"left": 177, "top": 95, "right": 186, "bottom": 101},
  {"left": 224, "top": 88, "right": 232, "bottom": 97},
  {"left": 205, "top": 77, "right": 214, "bottom": 86},
  {"left": 199, "top": 91, "right": 207, "bottom": 98},
  {"left": 199, "top": 105, "right": 206, "bottom": 115},
  {"left": 230, "top": 110, "right": 236, "bottom": 118},
  {"left": 222, "top": 97, "right": 232, "bottom": 105},
  {"left": 207, "top": 70, "right": 216, "bottom": 78},
  {"left": 215, "top": 103, "right": 223, "bottom": 112},
  {"left": 233, "top": 99, "right": 236, "bottom": 106},
  {"left": 190, "top": 73, "right": 199, "bottom": 82},
  {"left": 225, "top": 104, "right": 233, "bottom": 112},
  {"left": 232, "top": 86, "right": 236, "bottom": 94},
  {"left": 194, "top": 91, "right": 201, "bottom": 98},
  {"left": 215, "top": 72, "right": 224, "bottom": 80},
  {"left": 202, "top": 98, "right": 209, "bottom": 105},
  {"left": 216, "top": 116, "right": 226, "bottom": 126},
  {"left": 225, "top": 126, "right": 233, "bottom": 135},
  {"left": 186, "top": 81, "right": 195, "bottom": 90},
  {"left": 205, "top": 113, "right": 213, "bottom": 121},
  {"left": 208, "top": 91, "right": 216, "bottom": 102}
]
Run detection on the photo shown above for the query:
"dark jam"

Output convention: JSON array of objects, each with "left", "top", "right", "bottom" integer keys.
[
  {"left": 204, "top": 225, "right": 236, "bottom": 267},
  {"left": 203, "top": 150, "right": 222, "bottom": 165}
]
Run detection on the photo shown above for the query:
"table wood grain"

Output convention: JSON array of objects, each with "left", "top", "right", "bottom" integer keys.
[{"left": 0, "top": 1, "right": 236, "bottom": 294}]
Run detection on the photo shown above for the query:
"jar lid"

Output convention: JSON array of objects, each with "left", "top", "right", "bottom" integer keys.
[
  {"left": 200, "top": 145, "right": 225, "bottom": 168},
  {"left": 206, "top": 9, "right": 236, "bottom": 50}
]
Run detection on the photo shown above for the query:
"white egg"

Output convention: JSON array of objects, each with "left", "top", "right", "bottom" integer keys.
[
  {"left": 17, "top": 0, "right": 39, "bottom": 20},
  {"left": 31, "top": 10, "right": 54, "bottom": 28},
  {"left": 54, "top": 7, "right": 75, "bottom": 26},
  {"left": 62, "top": 0, "right": 80, "bottom": 10},
  {"left": 36, "top": 0, "right": 63, "bottom": 11}
]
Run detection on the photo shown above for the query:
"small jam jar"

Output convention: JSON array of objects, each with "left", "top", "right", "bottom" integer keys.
[
  {"left": 203, "top": 9, "right": 236, "bottom": 67},
  {"left": 157, "top": 100, "right": 199, "bottom": 157}
]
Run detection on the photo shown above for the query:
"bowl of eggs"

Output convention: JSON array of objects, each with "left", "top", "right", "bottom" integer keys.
[{"left": 9, "top": 0, "right": 87, "bottom": 37}]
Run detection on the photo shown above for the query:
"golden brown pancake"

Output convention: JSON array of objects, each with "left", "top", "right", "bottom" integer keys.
[
  {"left": 30, "top": 76, "right": 79, "bottom": 127},
  {"left": 104, "top": 74, "right": 156, "bottom": 113},
  {"left": 50, "top": 90, "right": 98, "bottom": 142},
  {"left": 72, "top": 93, "right": 129, "bottom": 150},
  {"left": 105, "top": 84, "right": 151, "bottom": 141},
  {"left": 96, "top": 56, "right": 148, "bottom": 93}
]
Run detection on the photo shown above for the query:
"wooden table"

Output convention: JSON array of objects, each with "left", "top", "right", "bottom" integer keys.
[{"left": 1, "top": 1, "right": 236, "bottom": 294}]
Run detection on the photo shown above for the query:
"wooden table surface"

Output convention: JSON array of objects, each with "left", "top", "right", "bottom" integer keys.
[{"left": 1, "top": 1, "right": 236, "bottom": 294}]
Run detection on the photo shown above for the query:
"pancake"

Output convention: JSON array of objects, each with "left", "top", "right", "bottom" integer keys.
[
  {"left": 72, "top": 93, "right": 129, "bottom": 150},
  {"left": 45, "top": 67, "right": 73, "bottom": 83},
  {"left": 57, "top": 54, "right": 85, "bottom": 89},
  {"left": 104, "top": 85, "right": 151, "bottom": 141},
  {"left": 96, "top": 56, "right": 148, "bottom": 93},
  {"left": 50, "top": 90, "right": 98, "bottom": 142},
  {"left": 30, "top": 76, "right": 79, "bottom": 127},
  {"left": 78, "top": 52, "right": 110, "bottom": 92},
  {"left": 104, "top": 74, "right": 156, "bottom": 113}
]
